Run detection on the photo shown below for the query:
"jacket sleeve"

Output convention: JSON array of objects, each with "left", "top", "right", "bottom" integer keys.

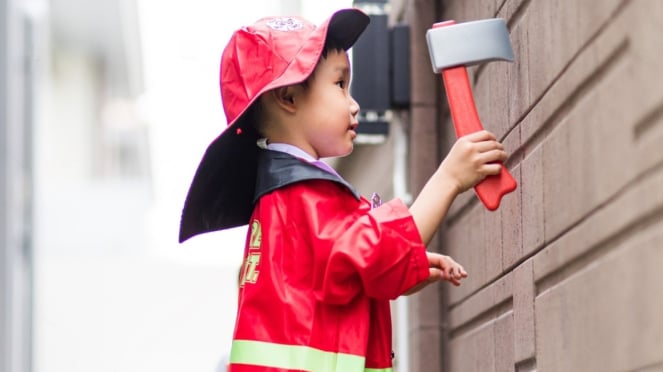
[{"left": 287, "top": 181, "right": 430, "bottom": 305}]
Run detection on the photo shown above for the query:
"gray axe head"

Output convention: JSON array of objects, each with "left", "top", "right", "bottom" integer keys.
[{"left": 426, "top": 18, "right": 514, "bottom": 73}]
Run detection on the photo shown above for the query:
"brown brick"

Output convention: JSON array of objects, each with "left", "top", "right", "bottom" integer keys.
[
  {"left": 409, "top": 0, "right": 440, "bottom": 107},
  {"left": 521, "top": 146, "right": 543, "bottom": 256},
  {"left": 494, "top": 312, "right": 515, "bottom": 372},
  {"left": 409, "top": 106, "right": 439, "bottom": 193},
  {"left": 503, "top": 1, "right": 532, "bottom": 126},
  {"left": 502, "top": 163, "right": 523, "bottom": 270},
  {"left": 513, "top": 259, "right": 535, "bottom": 363}
]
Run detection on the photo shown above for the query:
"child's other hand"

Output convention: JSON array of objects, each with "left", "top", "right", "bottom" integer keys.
[
  {"left": 404, "top": 252, "right": 468, "bottom": 295},
  {"left": 439, "top": 130, "right": 508, "bottom": 193},
  {"left": 426, "top": 251, "right": 468, "bottom": 286}
]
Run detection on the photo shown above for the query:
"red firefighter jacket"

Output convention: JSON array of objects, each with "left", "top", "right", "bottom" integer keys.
[{"left": 229, "top": 150, "right": 430, "bottom": 372}]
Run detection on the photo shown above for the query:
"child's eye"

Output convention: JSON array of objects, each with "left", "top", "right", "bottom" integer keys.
[{"left": 336, "top": 80, "right": 346, "bottom": 89}]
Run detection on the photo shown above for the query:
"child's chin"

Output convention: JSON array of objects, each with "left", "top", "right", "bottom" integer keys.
[
  {"left": 324, "top": 145, "right": 353, "bottom": 159},
  {"left": 339, "top": 145, "right": 354, "bottom": 157}
]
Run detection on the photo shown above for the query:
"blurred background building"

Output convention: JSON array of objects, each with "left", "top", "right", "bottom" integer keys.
[{"left": 1, "top": 0, "right": 42, "bottom": 370}]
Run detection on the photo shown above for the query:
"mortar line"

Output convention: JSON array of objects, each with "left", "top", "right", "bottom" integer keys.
[
  {"left": 633, "top": 101, "right": 663, "bottom": 140},
  {"left": 515, "top": 357, "right": 537, "bottom": 372}
]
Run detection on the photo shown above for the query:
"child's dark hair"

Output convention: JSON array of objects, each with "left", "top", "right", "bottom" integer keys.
[
  {"left": 300, "top": 35, "right": 346, "bottom": 88},
  {"left": 243, "top": 100, "right": 265, "bottom": 137}
]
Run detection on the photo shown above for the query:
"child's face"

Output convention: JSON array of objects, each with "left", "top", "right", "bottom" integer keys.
[{"left": 293, "top": 49, "right": 360, "bottom": 159}]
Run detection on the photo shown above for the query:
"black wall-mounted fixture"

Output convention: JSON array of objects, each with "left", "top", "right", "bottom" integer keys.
[
  {"left": 351, "top": 0, "right": 410, "bottom": 140},
  {"left": 390, "top": 24, "right": 410, "bottom": 109}
]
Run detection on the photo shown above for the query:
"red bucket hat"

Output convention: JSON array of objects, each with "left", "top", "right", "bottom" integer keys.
[{"left": 179, "top": 8, "right": 370, "bottom": 243}]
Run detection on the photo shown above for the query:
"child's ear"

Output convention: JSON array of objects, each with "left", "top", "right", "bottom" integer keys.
[{"left": 271, "top": 86, "right": 297, "bottom": 113}]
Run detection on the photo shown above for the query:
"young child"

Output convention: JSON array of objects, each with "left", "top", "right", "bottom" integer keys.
[{"left": 179, "top": 8, "right": 508, "bottom": 372}]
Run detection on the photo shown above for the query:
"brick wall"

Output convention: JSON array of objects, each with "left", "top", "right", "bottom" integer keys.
[{"left": 402, "top": 0, "right": 663, "bottom": 371}]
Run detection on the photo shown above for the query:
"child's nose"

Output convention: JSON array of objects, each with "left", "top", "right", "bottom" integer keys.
[{"left": 349, "top": 96, "right": 360, "bottom": 116}]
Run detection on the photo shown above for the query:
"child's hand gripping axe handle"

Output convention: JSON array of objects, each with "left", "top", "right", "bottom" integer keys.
[{"left": 426, "top": 19, "right": 517, "bottom": 210}]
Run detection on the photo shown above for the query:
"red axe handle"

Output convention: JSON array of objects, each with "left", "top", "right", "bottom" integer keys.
[{"left": 434, "top": 20, "right": 517, "bottom": 211}]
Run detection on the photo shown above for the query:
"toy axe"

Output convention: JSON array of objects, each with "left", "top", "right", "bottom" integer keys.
[{"left": 426, "top": 19, "right": 517, "bottom": 210}]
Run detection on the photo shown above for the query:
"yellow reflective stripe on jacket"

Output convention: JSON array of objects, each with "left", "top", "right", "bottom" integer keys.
[{"left": 230, "top": 340, "right": 392, "bottom": 372}]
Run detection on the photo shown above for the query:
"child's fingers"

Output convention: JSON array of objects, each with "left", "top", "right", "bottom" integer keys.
[
  {"left": 443, "top": 267, "right": 459, "bottom": 286},
  {"left": 405, "top": 263, "right": 467, "bottom": 294},
  {"left": 464, "top": 130, "right": 497, "bottom": 142},
  {"left": 446, "top": 266, "right": 468, "bottom": 285},
  {"left": 481, "top": 162, "right": 503, "bottom": 176},
  {"left": 426, "top": 252, "right": 468, "bottom": 286},
  {"left": 431, "top": 267, "right": 459, "bottom": 285},
  {"left": 474, "top": 140, "right": 504, "bottom": 153},
  {"left": 447, "top": 273, "right": 461, "bottom": 286},
  {"left": 479, "top": 149, "right": 508, "bottom": 164}
]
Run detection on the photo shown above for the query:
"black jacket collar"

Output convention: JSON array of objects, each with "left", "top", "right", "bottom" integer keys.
[
  {"left": 255, "top": 150, "right": 360, "bottom": 201},
  {"left": 179, "top": 148, "right": 359, "bottom": 243}
]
